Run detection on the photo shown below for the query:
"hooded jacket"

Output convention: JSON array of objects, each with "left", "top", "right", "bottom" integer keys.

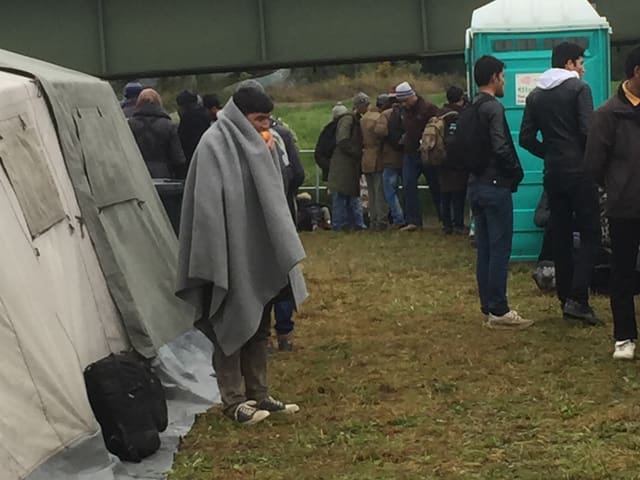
[
  {"left": 519, "top": 68, "right": 594, "bottom": 180},
  {"left": 128, "top": 102, "right": 186, "bottom": 179}
]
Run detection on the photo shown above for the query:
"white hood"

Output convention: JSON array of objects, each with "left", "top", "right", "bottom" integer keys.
[{"left": 537, "top": 68, "right": 580, "bottom": 90}]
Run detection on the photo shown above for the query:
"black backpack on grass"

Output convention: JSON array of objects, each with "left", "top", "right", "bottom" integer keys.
[{"left": 84, "top": 352, "right": 168, "bottom": 463}]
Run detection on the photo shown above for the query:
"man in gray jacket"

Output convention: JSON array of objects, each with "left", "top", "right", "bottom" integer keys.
[
  {"left": 585, "top": 47, "right": 640, "bottom": 359},
  {"left": 520, "top": 42, "right": 601, "bottom": 326}
]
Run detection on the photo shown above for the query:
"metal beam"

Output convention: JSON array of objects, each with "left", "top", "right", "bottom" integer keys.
[{"left": 0, "top": 0, "right": 636, "bottom": 79}]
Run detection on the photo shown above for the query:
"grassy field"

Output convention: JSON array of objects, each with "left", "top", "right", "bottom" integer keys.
[{"left": 168, "top": 228, "right": 640, "bottom": 480}]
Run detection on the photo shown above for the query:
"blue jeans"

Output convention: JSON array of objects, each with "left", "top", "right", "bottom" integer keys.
[
  {"left": 382, "top": 167, "right": 404, "bottom": 225},
  {"left": 332, "top": 193, "right": 366, "bottom": 231},
  {"left": 402, "top": 153, "right": 441, "bottom": 226},
  {"left": 274, "top": 300, "right": 294, "bottom": 335},
  {"left": 468, "top": 183, "right": 513, "bottom": 316}
]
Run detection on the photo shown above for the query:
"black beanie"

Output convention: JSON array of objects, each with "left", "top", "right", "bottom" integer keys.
[{"left": 233, "top": 88, "right": 274, "bottom": 115}]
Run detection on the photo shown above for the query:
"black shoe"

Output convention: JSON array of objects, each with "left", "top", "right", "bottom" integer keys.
[
  {"left": 256, "top": 396, "right": 300, "bottom": 414},
  {"left": 562, "top": 299, "right": 603, "bottom": 326},
  {"left": 443, "top": 226, "right": 453, "bottom": 235}
]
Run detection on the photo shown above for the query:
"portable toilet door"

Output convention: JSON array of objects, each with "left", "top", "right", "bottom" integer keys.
[{"left": 465, "top": 0, "right": 611, "bottom": 261}]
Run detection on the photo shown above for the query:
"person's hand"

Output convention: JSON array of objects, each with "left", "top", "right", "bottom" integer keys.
[{"left": 261, "top": 130, "right": 275, "bottom": 150}]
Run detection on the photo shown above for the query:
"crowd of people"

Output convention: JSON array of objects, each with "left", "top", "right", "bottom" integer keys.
[
  {"left": 120, "top": 43, "right": 640, "bottom": 425},
  {"left": 319, "top": 82, "right": 465, "bottom": 233}
]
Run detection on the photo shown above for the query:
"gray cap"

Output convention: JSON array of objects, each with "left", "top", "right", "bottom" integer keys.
[
  {"left": 332, "top": 102, "right": 349, "bottom": 119},
  {"left": 352, "top": 92, "right": 370, "bottom": 109}
]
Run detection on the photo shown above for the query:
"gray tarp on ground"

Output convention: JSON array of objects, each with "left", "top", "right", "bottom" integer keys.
[{"left": 0, "top": 49, "right": 194, "bottom": 357}]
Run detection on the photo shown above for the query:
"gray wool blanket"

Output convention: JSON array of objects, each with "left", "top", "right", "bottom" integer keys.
[{"left": 175, "top": 99, "right": 307, "bottom": 356}]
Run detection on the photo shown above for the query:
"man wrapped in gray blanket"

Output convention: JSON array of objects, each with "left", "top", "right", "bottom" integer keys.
[{"left": 175, "top": 87, "right": 308, "bottom": 425}]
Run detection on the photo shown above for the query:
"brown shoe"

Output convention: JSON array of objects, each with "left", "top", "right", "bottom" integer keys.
[
  {"left": 399, "top": 223, "right": 418, "bottom": 232},
  {"left": 277, "top": 333, "right": 294, "bottom": 351}
]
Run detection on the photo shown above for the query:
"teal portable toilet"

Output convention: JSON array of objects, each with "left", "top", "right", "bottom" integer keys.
[{"left": 465, "top": 0, "right": 611, "bottom": 260}]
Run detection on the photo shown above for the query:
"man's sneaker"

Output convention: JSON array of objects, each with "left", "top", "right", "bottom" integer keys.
[
  {"left": 233, "top": 400, "right": 270, "bottom": 425},
  {"left": 613, "top": 340, "right": 636, "bottom": 360},
  {"left": 399, "top": 223, "right": 418, "bottom": 232},
  {"left": 563, "top": 299, "right": 603, "bottom": 326},
  {"left": 256, "top": 396, "right": 300, "bottom": 414},
  {"left": 485, "top": 310, "right": 534, "bottom": 330}
]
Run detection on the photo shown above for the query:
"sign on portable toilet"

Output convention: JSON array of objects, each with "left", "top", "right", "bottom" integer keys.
[{"left": 465, "top": 0, "right": 611, "bottom": 260}]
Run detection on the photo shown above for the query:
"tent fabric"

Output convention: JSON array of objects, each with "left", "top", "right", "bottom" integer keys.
[
  {"left": 471, "top": 0, "right": 610, "bottom": 33},
  {"left": 0, "top": 115, "right": 66, "bottom": 238},
  {"left": 0, "top": 70, "right": 129, "bottom": 479},
  {"left": 0, "top": 48, "right": 194, "bottom": 358}
]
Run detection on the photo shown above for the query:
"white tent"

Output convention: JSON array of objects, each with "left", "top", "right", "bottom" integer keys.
[
  {"left": 0, "top": 69, "right": 130, "bottom": 480},
  {"left": 0, "top": 50, "right": 215, "bottom": 479}
]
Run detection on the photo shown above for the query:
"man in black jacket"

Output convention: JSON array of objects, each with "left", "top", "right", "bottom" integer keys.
[
  {"left": 585, "top": 47, "right": 640, "bottom": 358},
  {"left": 176, "top": 90, "right": 211, "bottom": 174},
  {"left": 520, "top": 42, "right": 601, "bottom": 326},
  {"left": 468, "top": 55, "right": 530, "bottom": 330}
]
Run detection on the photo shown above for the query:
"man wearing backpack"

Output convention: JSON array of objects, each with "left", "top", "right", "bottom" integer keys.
[
  {"left": 327, "top": 93, "right": 368, "bottom": 231},
  {"left": 438, "top": 86, "right": 469, "bottom": 235},
  {"left": 466, "top": 55, "right": 531, "bottom": 329},
  {"left": 520, "top": 42, "right": 601, "bottom": 326},
  {"left": 395, "top": 81, "right": 440, "bottom": 231},
  {"left": 585, "top": 47, "right": 640, "bottom": 359}
]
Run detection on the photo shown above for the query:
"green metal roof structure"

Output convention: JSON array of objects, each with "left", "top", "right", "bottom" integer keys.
[{"left": 0, "top": 0, "right": 637, "bottom": 79}]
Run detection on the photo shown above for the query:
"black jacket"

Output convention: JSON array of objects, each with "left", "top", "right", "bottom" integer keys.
[
  {"left": 585, "top": 83, "right": 640, "bottom": 219},
  {"left": 469, "top": 93, "right": 523, "bottom": 191},
  {"left": 129, "top": 103, "right": 186, "bottom": 179},
  {"left": 520, "top": 75, "right": 593, "bottom": 180},
  {"left": 178, "top": 105, "right": 211, "bottom": 166}
]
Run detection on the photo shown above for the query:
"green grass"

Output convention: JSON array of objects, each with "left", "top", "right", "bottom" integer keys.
[{"left": 168, "top": 229, "right": 640, "bottom": 480}]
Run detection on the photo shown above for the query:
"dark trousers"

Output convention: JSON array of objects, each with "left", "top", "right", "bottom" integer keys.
[
  {"left": 274, "top": 299, "right": 295, "bottom": 335},
  {"left": 441, "top": 190, "right": 466, "bottom": 229},
  {"left": 545, "top": 175, "right": 600, "bottom": 306},
  {"left": 468, "top": 183, "right": 513, "bottom": 316},
  {"left": 402, "top": 153, "right": 441, "bottom": 226},
  {"left": 609, "top": 218, "right": 640, "bottom": 341},
  {"left": 538, "top": 226, "right": 553, "bottom": 262},
  {"left": 212, "top": 303, "right": 272, "bottom": 417}
]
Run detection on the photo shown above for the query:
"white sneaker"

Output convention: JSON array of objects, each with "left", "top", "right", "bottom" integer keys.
[
  {"left": 485, "top": 310, "right": 534, "bottom": 330},
  {"left": 233, "top": 400, "right": 270, "bottom": 425},
  {"left": 613, "top": 340, "right": 636, "bottom": 360}
]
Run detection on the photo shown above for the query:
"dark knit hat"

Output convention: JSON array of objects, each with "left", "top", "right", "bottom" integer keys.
[
  {"left": 124, "top": 82, "right": 143, "bottom": 99},
  {"left": 203, "top": 93, "right": 221, "bottom": 109},
  {"left": 176, "top": 89, "right": 198, "bottom": 107},
  {"left": 233, "top": 88, "right": 274, "bottom": 115}
]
